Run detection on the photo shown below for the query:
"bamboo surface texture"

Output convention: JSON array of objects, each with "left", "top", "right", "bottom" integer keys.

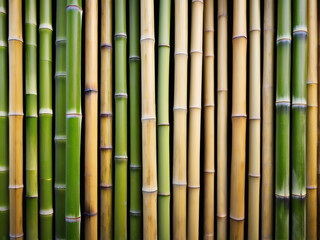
[
  {"left": 203, "top": 0, "right": 214, "bottom": 239},
  {"left": 230, "top": 0, "right": 247, "bottom": 238},
  {"left": 8, "top": 0, "right": 23, "bottom": 238},
  {"left": 318, "top": 0, "right": 320, "bottom": 235},
  {"left": 172, "top": 0, "right": 188, "bottom": 239},
  {"left": 261, "top": 0, "right": 274, "bottom": 239},
  {"left": 100, "top": 0, "right": 113, "bottom": 239}
]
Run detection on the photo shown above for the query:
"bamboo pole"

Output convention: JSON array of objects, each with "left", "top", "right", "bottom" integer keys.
[
  {"left": 318, "top": 1, "right": 320, "bottom": 235},
  {"left": 217, "top": 1, "right": 228, "bottom": 239},
  {"left": 203, "top": 0, "right": 214, "bottom": 239},
  {"left": 100, "top": 0, "right": 113, "bottom": 239},
  {"left": 8, "top": 0, "right": 23, "bottom": 238},
  {"left": 84, "top": 1, "right": 98, "bottom": 239},
  {"left": 306, "top": 0, "right": 318, "bottom": 238},
  {"left": 0, "top": 0, "right": 8, "bottom": 238},
  {"left": 141, "top": 0, "right": 157, "bottom": 238},
  {"left": 172, "top": 0, "right": 188, "bottom": 239},
  {"left": 157, "top": 0, "right": 171, "bottom": 239},
  {"left": 248, "top": 0, "right": 261, "bottom": 239},
  {"left": 66, "top": 1, "right": 82, "bottom": 238},
  {"left": 261, "top": 0, "right": 274, "bottom": 239},
  {"left": 25, "top": 0, "right": 38, "bottom": 239}
]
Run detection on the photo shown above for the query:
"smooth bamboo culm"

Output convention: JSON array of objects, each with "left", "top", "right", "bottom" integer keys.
[
  {"left": 66, "top": 1, "right": 82, "bottom": 238},
  {"left": 157, "top": 0, "right": 171, "bottom": 239},
  {"left": 306, "top": 0, "right": 318, "bottom": 238},
  {"left": 0, "top": 0, "right": 8, "bottom": 238},
  {"left": 230, "top": 0, "right": 247, "bottom": 238},
  {"left": 291, "top": 0, "right": 307, "bottom": 238},
  {"left": 55, "top": 0, "right": 67, "bottom": 238},
  {"left": 318, "top": 0, "right": 320, "bottom": 234},
  {"left": 261, "top": 0, "right": 275, "bottom": 239},
  {"left": 203, "top": 0, "right": 214, "bottom": 238},
  {"left": 129, "top": 0, "right": 142, "bottom": 239},
  {"left": 172, "top": 0, "right": 188, "bottom": 239},
  {"left": 8, "top": 0, "right": 23, "bottom": 238},
  {"left": 275, "top": 0, "right": 291, "bottom": 238},
  {"left": 248, "top": 0, "right": 261, "bottom": 239},
  {"left": 100, "top": 0, "right": 113, "bottom": 239},
  {"left": 25, "top": 0, "right": 38, "bottom": 239},
  {"left": 84, "top": 1, "right": 98, "bottom": 239},
  {"left": 141, "top": 0, "right": 158, "bottom": 238},
  {"left": 217, "top": 1, "right": 228, "bottom": 239}
]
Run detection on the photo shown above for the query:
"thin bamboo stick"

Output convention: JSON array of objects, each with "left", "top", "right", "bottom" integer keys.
[
  {"left": 141, "top": 0, "right": 157, "bottom": 238},
  {"left": 172, "top": 0, "right": 188, "bottom": 239},
  {"left": 318, "top": 0, "right": 320, "bottom": 235},
  {"left": 100, "top": 0, "right": 113, "bottom": 239},
  {"left": 8, "top": 0, "right": 23, "bottom": 238},
  {"left": 230, "top": 0, "right": 247, "bottom": 238}
]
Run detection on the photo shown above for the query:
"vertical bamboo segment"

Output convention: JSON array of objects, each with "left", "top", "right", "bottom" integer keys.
[
  {"left": 203, "top": 0, "right": 214, "bottom": 239},
  {"left": 66, "top": 1, "right": 82, "bottom": 238},
  {"left": 248, "top": 0, "right": 261, "bottom": 239},
  {"left": 141, "top": 0, "right": 157, "bottom": 238},
  {"left": 0, "top": 0, "right": 8, "bottom": 238},
  {"left": 261, "top": 0, "right": 274, "bottom": 239},
  {"left": 217, "top": 1, "right": 228, "bottom": 239},
  {"left": 84, "top": 1, "right": 98, "bottom": 239},
  {"left": 8, "top": 0, "right": 23, "bottom": 238},
  {"left": 157, "top": 0, "right": 171, "bottom": 239},
  {"left": 172, "top": 0, "right": 188, "bottom": 239},
  {"left": 318, "top": 1, "right": 320, "bottom": 235},
  {"left": 230, "top": 0, "right": 247, "bottom": 239},
  {"left": 306, "top": 0, "right": 318, "bottom": 238},
  {"left": 100, "top": 0, "right": 113, "bottom": 239}
]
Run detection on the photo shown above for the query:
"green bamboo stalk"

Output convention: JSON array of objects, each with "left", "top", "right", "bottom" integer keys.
[
  {"left": 55, "top": 0, "right": 67, "bottom": 238},
  {"left": 66, "top": 1, "right": 82, "bottom": 238},
  {"left": 291, "top": 0, "right": 307, "bottom": 238},
  {"left": 114, "top": 0, "right": 128, "bottom": 238},
  {"left": 0, "top": 0, "right": 8, "bottom": 238},
  {"left": 157, "top": 0, "right": 171, "bottom": 239},
  {"left": 25, "top": 0, "right": 38, "bottom": 239},
  {"left": 275, "top": 0, "right": 291, "bottom": 239},
  {"left": 129, "top": 0, "right": 142, "bottom": 239}
]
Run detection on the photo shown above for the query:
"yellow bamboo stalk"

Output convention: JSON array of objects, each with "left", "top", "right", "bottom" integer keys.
[
  {"left": 203, "top": 0, "right": 214, "bottom": 239},
  {"left": 141, "top": 0, "right": 157, "bottom": 239},
  {"left": 230, "top": 0, "right": 247, "bottom": 239},
  {"left": 307, "top": 0, "right": 318, "bottom": 238},
  {"left": 172, "top": 0, "right": 188, "bottom": 239},
  {"left": 318, "top": 0, "right": 320, "bottom": 235},
  {"left": 217, "top": 0, "right": 228, "bottom": 239},
  {"left": 8, "top": 0, "right": 23, "bottom": 238},
  {"left": 100, "top": 0, "right": 113, "bottom": 238}
]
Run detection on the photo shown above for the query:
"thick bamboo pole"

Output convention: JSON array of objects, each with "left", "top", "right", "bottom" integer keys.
[
  {"left": 157, "top": 0, "right": 171, "bottom": 239},
  {"left": 141, "top": 0, "right": 157, "bottom": 238},
  {"left": 66, "top": 1, "right": 82, "bottom": 238},
  {"left": 217, "top": 1, "right": 228, "bottom": 239},
  {"left": 84, "top": 1, "right": 98, "bottom": 239},
  {"left": 0, "top": 0, "right": 8, "bottom": 238},
  {"left": 100, "top": 0, "right": 113, "bottom": 239},
  {"left": 230, "top": 0, "right": 247, "bottom": 239},
  {"left": 318, "top": 1, "right": 320, "bottom": 235},
  {"left": 248, "top": 0, "right": 261, "bottom": 239},
  {"left": 203, "top": 0, "right": 214, "bottom": 239},
  {"left": 306, "top": 0, "right": 318, "bottom": 238},
  {"left": 261, "top": 0, "right": 274, "bottom": 239},
  {"left": 8, "top": 0, "right": 23, "bottom": 238},
  {"left": 25, "top": 0, "right": 38, "bottom": 239},
  {"left": 172, "top": 0, "right": 188, "bottom": 239}
]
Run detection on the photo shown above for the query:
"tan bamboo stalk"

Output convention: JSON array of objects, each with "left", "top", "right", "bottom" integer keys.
[
  {"left": 217, "top": 0, "right": 228, "bottom": 239},
  {"left": 84, "top": 0, "right": 98, "bottom": 239},
  {"left": 203, "top": 0, "right": 214, "bottom": 239},
  {"left": 172, "top": 0, "right": 188, "bottom": 239},
  {"left": 307, "top": 0, "right": 318, "bottom": 238},
  {"left": 8, "top": 0, "right": 23, "bottom": 238},
  {"left": 100, "top": 0, "right": 113, "bottom": 238},
  {"left": 230, "top": 0, "right": 247, "bottom": 238},
  {"left": 141, "top": 0, "right": 157, "bottom": 238},
  {"left": 318, "top": 0, "right": 320, "bottom": 234},
  {"left": 248, "top": 0, "right": 261, "bottom": 239}
]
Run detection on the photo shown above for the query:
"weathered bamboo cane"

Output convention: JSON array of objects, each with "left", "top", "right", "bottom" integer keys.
[{"left": 318, "top": 0, "right": 320, "bottom": 235}]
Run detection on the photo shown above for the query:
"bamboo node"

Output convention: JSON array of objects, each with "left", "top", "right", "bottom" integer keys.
[
  {"left": 9, "top": 233, "right": 24, "bottom": 238},
  {"left": 39, "top": 23, "right": 53, "bottom": 31},
  {"left": 188, "top": 185, "right": 200, "bottom": 189},
  {"left": 114, "top": 155, "right": 128, "bottom": 161},
  {"left": 40, "top": 209, "right": 54, "bottom": 215},
  {"left": 157, "top": 122, "right": 169, "bottom": 126},
  {"left": 203, "top": 104, "right": 215, "bottom": 108},
  {"left": 275, "top": 193, "right": 289, "bottom": 199},
  {"left": 55, "top": 72, "right": 67, "bottom": 78},
  {"left": 231, "top": 114, "right": 247, "bottom": 118},
  {"left": 306, "top": 186, "right": 317, "bottom": 190},
  {"left": 100, "top": 183, "right": 113, "bottom": 189},
  {"left": 189, "top": 106, "right": 201, "bottom": 110},
  {"left": 101, "top": 43, "right": 112, "bottom": 49},
  {"left": 216, "top": 214, "right": 227, "bottom": 218},
  {"left": 249, "top": 116, "right": 261, "bottom": 120},
  {"left": 174, "top": 51, "right": 188, "bottom": 56},
  {"left": 276, "top": 37, "right": 291, "bottom": 43},
  {"left": 217, "top": 88, "right": 228, "bottom": 92},
  {"left": 83, "top": 212, "right": 98, "bottom": 216},
  {"left": 142, "top": 188, "right": 158, "bottom": 193},
  {"left": 114, "top": 93, "right": 128, "bottom": 99},
  {"left": 130, "top": 164, "right": 142, "bottom": 169},
  {"left": 8, "top": 112, "right": 24, "bottom": 116},
  {"left": 306, "top": 81, "right": 318, "bottom": 85},
  {"left": 100, "top": 145, "right": 113, "bottom": 150},
  {"left": 173, "top": 106, "right": 187, "bottom": 111},
  {"left": 203, "top": 170, "right": 215, "bottom": 173},
  {"left": 129, "top": 55, "right": 141, "bottom": 61},
  {"left": 190, "top": 50, "right": 203, "bottom": 54},
  {"left": 0, "top": 111, "right": 8, "bottom": 117},
  {"left": 40, "top": 178, "right": 52, "bottom": 181},
  {"left": 232, "top": 35, "right": 247, "bottom": 39},
  {"left": 100, "top": 112, "right": 112, "bottom": 117},
  {"left": 55, "top": 38, "right": 67, "bottom": 44},
  {"left": 158, "top": 192, "right": 170, "bottom": 196},
  {"left": 85, "top": 88, "right": 98, "bottom": 93},
  {"left": 65, "top": 216, "right": 81, "bottom": 222},
  {"left": 141, "top": 116, "right": 156, "bottom": 121},
  {"left": 39, "top": 108, "right": 53, "bottom": 115},
  {"left": 129, "top": 210, "right": 142, "bottom": 216},
  {"left": 114, "top": 33, "right": 127, "bottom": 38},
  {"left": 204, "top": 54, "right": 214, "bottom": 57},
  {"left": 192, "top": 0, "right": 204, "bottom": 3},
  {"left": 0, "top": 166, "right": 8, "bottom": 171},
  {"left": 66, "top": 113, "right": 82, "bottom": 118},
  {"left": 140, "top": 36, "right": 155, "bottom": 42},
  {"left": 230, "top": 215, "right": 245, "bottom": 221},
  {"left": 158, "top": 43, "right": 170, "bottom": 48},
  {"left": 54, "top": 136, "right": 67, "bottom": 141},
  {"left": 8, "top": 37, "right": 23, "bottom": 42},
  {"left": 248, "top": 173, "right": 260, "bottom": 178},
  {"left": 249, "top": 28, "right": 261, "bottom": 32},
  {"left": 291, "top": 194, "right": 306, "bottom": 198},
  {"left": 204, "top": 28, "right": 214, "bottom": 32},
  {"left": 0, "top": 207, "right": 9, "bottom": 211},
  {"left": 54, "top": 184, "right": 66, "bottom": 189},
  {"left": 172, "top": 182, "right": 187, "bottom": 186},
  {"left": 0, "top": 40, "right": 7, "bottom": 47},
  {"left": 8, "top": 184, "right": 24, "bottom": 189},
  {"left": 0, "top": 6, "right": 6, "bottom": 14},
  {"left": 293, "top": 26, "right": 308, "bottom": 33},
  {"left": 66, "top": 5, "right": 83, "bottom": 13}
]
